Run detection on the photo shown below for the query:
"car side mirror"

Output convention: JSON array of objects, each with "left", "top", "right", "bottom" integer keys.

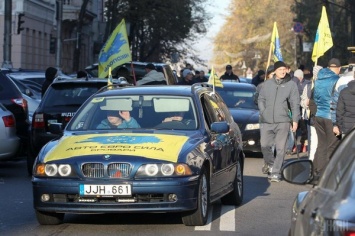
[
  {"left": 210, "top": 121, "right": 229, "bottom": 133},
  {"left": 281, "top": 159, "right": 313, "bottom": 185}
]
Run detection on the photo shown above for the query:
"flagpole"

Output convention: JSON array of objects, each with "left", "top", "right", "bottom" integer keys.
[{"left": 266, "top": 42, "right": 273, "bottom": 80}]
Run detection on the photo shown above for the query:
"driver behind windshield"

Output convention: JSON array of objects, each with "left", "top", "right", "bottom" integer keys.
[{"left": 97, "top": 110, "right": 140, "bottom": 129}]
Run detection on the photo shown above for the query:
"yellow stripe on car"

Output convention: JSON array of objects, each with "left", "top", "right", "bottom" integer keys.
[{"left": 44, "top": 133, "right": 189, "bottom": 163}]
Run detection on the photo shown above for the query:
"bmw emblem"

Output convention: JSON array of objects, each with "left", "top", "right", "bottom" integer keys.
[{"left": 103, "top": 155, "right": 111, "bottom": 160}]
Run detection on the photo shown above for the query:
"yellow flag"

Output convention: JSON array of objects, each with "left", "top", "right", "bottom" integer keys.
[
  {"left": 312, "top": 6, "right": 333, "bottom": 62},
  {"left": 208, "top": 67, "right": 223, "bottom": 88},
  {"left": 98, "top": 19, "right": 132, "bottom": 78},
  {"left": 271, "top": 22, "right": 283, "bottom": 62}
]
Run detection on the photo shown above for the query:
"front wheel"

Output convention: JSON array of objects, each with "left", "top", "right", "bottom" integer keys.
[
  {"left": 221, "top": 158, "right": 243, "bottom": 205},
  {"left": 36, "top": 210, "right": 64, "bottom": 225},
  {"left": 181, "top": 166, "right": 210, "bottom": 226}
]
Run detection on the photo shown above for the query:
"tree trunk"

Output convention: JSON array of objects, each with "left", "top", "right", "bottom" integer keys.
[{"left": 72, "top": 0, "right": 90, "bottom": 73}]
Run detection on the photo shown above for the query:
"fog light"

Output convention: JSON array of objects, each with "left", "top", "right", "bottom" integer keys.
[
  {"left": 248, "top": 140, "right": 255, "bottom": 145},
  {"left": 168, "top": 194, "right": 177, "bottom": 202},
  {"left": 41, "top": 194, "right": 50, "bottom": 202}
]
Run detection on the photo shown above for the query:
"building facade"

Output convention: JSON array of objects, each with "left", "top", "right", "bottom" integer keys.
[{"left": 0, "top": 0, "right": 105, "bottom": 74}]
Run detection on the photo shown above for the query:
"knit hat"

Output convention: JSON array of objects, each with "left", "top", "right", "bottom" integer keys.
[
  {"left": 312, "top": 65, "right": 323, "bottom": 80},
  {"left": 182, "top": 69, "right": 192, "bottom": 77},
  {"left": 294, "top": 69, "right": 304, "bottom": 79},
  {"left": 226, "top": 65, "right": 232, "bottom": 70},
  {"left": 45, "top": 67, "right": 58, "bottom": 81},
  {"left": 257, "top": 70, "right": 265, "bottom": 76},
  {"left": 273, "top": 61, "right": 286, "bottom": 71}
]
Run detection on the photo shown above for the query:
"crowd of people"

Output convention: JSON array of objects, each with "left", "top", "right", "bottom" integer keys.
[
  {"left": 256, "top": 57, "right": 355, "bottom": 183},
  {"left": 41, "top": 58, "right": 355, "bottom": 184}
]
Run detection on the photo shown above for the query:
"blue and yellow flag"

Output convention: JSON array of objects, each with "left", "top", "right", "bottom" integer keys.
[
  {"left": 312, "top": 6, "right": 333, "bottom": 62},
  {"left": 208, "top": 66, "right": 223, "bottom": 88},
  {"left": 98, "top": 19, "right": 132, "bottom": 78},
  {"left": 271, "top": 22, "right": 283, "bottom": 62}
]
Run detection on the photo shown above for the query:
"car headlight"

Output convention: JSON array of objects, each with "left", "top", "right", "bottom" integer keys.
[
  {"left": 135, "top": 163, "right": 192, "bottom": 177},
  {"left": 245, "top": 123, "right": 260, "bottom": 130},
  {"left": 34, "top": 164, "right": 73, "bottom": 177}
]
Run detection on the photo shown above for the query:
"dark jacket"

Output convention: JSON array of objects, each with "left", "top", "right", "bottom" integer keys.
[
  {"left": 41, "top": 67, "right": 58, "bottom": 97},
  {"left": 314, "top": 68, "right": 339, "bottom": 119},
  {"left": 220, "top": 72, "right": 240, "bottom": 82},
  {"left": 336, "top": 80, "right": 355, "bottom": 135},
  {"left": 258, "top": 74, "right": 300, "bottom": 124}
]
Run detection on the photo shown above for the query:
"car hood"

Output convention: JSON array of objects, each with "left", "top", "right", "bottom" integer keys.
[
  {"left": 41, "top": 133, "right": 197, "bottom": 163},
  {"left": 229, "top": 108, "right": 259, "bottom": 124}
]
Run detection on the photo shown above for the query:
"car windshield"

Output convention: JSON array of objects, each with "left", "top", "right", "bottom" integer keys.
[
  {"left": 217, "top": 89, "right": 258, "bottom": 110},
  {"left": 67, "top": 95, "right": 198, "bottom": 131},
  {"left": 42, "top": 83, "right": 102, "bottom": 108}
]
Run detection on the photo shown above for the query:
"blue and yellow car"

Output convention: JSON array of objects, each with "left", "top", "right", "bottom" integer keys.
[{"left": 32, "top": 84, "right": 245, "bottom": 226}]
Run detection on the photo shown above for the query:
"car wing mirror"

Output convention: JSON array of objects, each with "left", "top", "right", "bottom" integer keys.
[
  {"left": 210, "top": 121, "right": 229, "bottom": 134},
  {"left": 281, "top": 159, "right": 313, "bottom": 185}
]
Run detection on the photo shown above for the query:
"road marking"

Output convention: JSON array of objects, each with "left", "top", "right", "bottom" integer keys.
[
  {"left": 194, "top": 205, "right": 236, "bottom": 231},
  {"left": 219, "top": 205, "right": 235, "bottom": 231},
  {"left": 194, "top": 205, "right": 213, "bottom": 231}
]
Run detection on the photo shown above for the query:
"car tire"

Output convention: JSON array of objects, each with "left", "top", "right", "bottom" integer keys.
[
  {"left": 36, "top": 210, "right": 64, "bottom": 225},
  {"left": 181, "top": 166, "right": 209, "bottom": 226},
  {"left": 221, "top": 158, "right": 243, "bottom": 205}
]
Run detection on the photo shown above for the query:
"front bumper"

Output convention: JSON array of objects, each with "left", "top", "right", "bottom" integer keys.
[{"left": 33, "top": 176, "right": 199, "bottom": 214}]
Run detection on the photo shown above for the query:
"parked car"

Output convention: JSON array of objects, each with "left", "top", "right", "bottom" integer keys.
[
  {"left": 28, "top": 77, "right": 129, "bottom": 174},
  {"left": 216, "top": 82, "right": 261, "bottom": 153},
  {"left": 239, "top": 77, "right": 252, "bottom": 84},
  {"left": 32, "top": 84, "right": 245, "bottom": 226},
  {"left": 6, "top": 71, "right": 46, "bottom": 85},
  {"left": 0, "top": 69, "right": 29, "bottom": 154},
  {"left": 9, "top": 78, "right": 41, "bottom": 122},
  {"left": 85, "top": 62, "right": 178, "bottom": 85},
  {"left": 0, "top": 103, "right": 20, "bottom": 161},
  {"left": 282, "top": 126, "right": 355, "bottom": 235}
]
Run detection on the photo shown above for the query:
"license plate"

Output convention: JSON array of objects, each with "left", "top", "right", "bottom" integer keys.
[{"left": 79, "top": 184, "right": 132, "bottom": 196}]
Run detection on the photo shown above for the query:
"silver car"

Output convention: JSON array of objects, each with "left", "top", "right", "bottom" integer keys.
[{"left": 0, "top": 103, "right": 20, "bottom": 161}]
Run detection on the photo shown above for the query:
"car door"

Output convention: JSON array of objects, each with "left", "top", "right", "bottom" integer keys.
[
  {"left": 294, "top": 133, "right": 355, "bottom": 235},
  {"left": 200, "top": 92, "right": 235, "bottom": 196}
]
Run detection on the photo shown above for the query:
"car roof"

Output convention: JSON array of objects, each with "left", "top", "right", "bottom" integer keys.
[
  {"left": 97, "top": 84, "right": 213, "bottom": 97},
  {"left": 217, "top": 82, "right": 256, "bottom": 91}
]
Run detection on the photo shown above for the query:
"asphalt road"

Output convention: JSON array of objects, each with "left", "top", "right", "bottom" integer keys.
[{"left": 0, "top": 153, "right": 311, "bottom": 236}]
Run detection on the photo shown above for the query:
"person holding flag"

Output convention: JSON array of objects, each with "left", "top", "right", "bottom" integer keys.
[
  {"left": 98, "top": 19, "right": 132, "bottom": 79},
  {"left": 258, "top": 61, "right": 300, "bottom": 182}
]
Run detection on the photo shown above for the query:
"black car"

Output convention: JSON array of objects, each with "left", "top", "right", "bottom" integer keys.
[
  {"left": 282, "top": 127, "right": 355, "bottom": 235},
  {"left": 216, "top": 82, "right": 261, "bottom": 153},
  {"left": 28, "top": 77, "right": 128, "bottom": 174},
  {"left": 32, "top": 83, "right": 244, "bottom": 226},
  {"left": 85, "top": 62, "right": 178, "bottom": 85},
  {"left": 0, "top": 69, "right": 30, "bottom": 154}
]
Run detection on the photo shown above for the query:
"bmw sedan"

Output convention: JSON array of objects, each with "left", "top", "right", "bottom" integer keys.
[
  {"left": 32, "top": 84, "right": 245, "bottom": 226},
  {"left": 216, "top": 82, "right": 260, "bottom": 153}
]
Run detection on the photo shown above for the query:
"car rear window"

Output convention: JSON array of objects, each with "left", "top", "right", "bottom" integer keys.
[
  {"left": 42, "top": 83, "right": 106, "bottom": 108},
  {"left": 0, "top": 76, "right": 22, "bottom": 99}
]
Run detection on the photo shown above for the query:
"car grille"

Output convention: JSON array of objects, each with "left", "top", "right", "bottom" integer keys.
[{"left": 81, "top": 163, "right": 132, "bottom": 178}]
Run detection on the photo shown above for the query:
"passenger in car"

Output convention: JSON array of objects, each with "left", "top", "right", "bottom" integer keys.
[{"left": 97, "top": 110, "right": 140, "bottom": 129}]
